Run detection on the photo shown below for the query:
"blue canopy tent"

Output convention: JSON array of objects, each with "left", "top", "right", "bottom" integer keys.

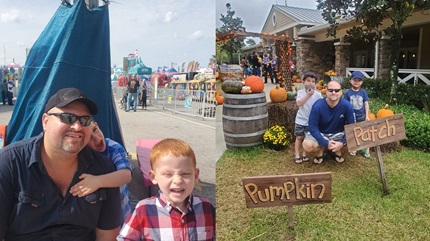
[{"left": 6, "top": 0, "right": 125, "bottom": 148}]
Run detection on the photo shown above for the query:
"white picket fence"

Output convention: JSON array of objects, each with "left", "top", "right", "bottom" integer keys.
[{"left": 346, "top": 68, "right": 430, "bottom": 85}]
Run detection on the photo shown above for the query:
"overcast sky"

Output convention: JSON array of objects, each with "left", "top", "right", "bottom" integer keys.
[
  {"left": 1, "top": 0, "right": 318, "bottom": 70},
  {"left": 0, "top": 0, "right": 215, "bottom": 70}
]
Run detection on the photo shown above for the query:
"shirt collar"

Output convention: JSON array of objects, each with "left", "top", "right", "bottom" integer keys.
[{"left": 157, "top": 190, "right": 193, "bottom": 213}]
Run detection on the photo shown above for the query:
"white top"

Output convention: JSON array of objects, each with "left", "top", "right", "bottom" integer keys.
[{"left": 295, "top": 89, "right": 323, "bottom": 126}]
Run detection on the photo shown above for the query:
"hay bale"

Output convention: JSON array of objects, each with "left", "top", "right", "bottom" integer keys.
[{"left": 267, "top": 101, "right": 298, "bottom": 137}]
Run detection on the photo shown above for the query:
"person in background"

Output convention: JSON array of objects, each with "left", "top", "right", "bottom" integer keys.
[
  {"left": 240, "top": 58, "right": 249, "bottom": 79},
  {"left": 293, "top": 72, "right": 323, "bottom": 164},
  {"left": 250, "top": 51, "right": 262, "bottom": 77},
  {"left": 344, "top": 71, "right": 371, "bottom": 158},
  {"left": 303, "top": 80, "right": 355, "bottom": 164},
  {"left": 0, "top": 87, "right": 121, "bottom": 240},
  {"left": 70, "top": 121, "right": 132, "bottom": 222},
  {"left": 271, "top": 53, "right": 279, "bottom": 84},
  {"left": 117, "top": 138, "right": 216, "bottom": 241},
  {"left": 1, "top": 78, "right": 7, "bottom": 105},
  {"left": 6, "top": 75, "right": 15, "bottom": 106},
  {"left": 127, "top": 74, "right": 140, "bottom": 112},
  {"left": 140, "top": 85, "right": 147, "bottom": 110},
  {"left": 262, "top": 53, "right": 274, "bottom": 84}
]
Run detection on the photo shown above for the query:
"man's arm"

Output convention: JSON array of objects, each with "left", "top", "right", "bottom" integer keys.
[
  {"left": 308, "top": 103, "right": 329, "bottom": 148},
  {"left": 95, "top": 227, "right": 120, "bottom": 241},
  {"left": 70, "top": 169, "right": 132, "bottom": 197},
  {"left": 0, "top": 152, "right": 14, "bottom": 239}
]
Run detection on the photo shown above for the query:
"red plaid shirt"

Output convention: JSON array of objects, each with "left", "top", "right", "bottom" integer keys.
[{"left": 117, "top": 191, "right": 215, "bottom": 241}]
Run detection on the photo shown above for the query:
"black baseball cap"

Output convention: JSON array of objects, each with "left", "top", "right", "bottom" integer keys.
[
  {"left": 44, "top": 88, "right": 98, "bottom": 115},
  {"left": 302, "top": 71, "right": 318, "bottom": 80}
]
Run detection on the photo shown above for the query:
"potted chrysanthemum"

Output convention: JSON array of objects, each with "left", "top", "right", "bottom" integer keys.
[{"left": 263, "top": 125, "right": 290, "bottom": 151}]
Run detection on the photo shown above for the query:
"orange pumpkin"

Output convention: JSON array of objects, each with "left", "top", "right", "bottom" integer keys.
[
  {"left": 376, "top": 104, "right": 394, "bottom": 118},
  {"left": 215, "top": 94, "right": 224, "bottom": 105},
  {"left": 269, "top": 86, "right": 287, "bottom": 103},
  {"left": 321, "top": 88, "right": 327, "bottom": 95},
  {"left": 369, "top": 113, "right": 376, "bottom": 120},
  {"left": 244, "top": 76, "right": 264, "bottom": 93}
]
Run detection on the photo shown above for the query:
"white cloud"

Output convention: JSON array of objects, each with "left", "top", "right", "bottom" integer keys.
[
  {"left": 163, "top": 11, "right": 178, "bottom": 23},
  {"left": 0, "top": 9, "right": 21, "bottom": 23},
  {"left": 189, "top": 30, "right": 204, "bottom": 40}
]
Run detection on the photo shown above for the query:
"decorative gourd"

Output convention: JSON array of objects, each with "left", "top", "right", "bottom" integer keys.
[
  {"left": 376, "top": 104, "right": 394, "bottom": 118},
  {"left": 241, "top": 86, "right": 252, "bottom": 94},
  {"left": 215, "top": 94, "right": 224, "bottom": 105},
  {"left": 221, "top": 80, "right": 243, "bottom": 94},
  {"left": 269, "top": 86, "right": 287, "bottom": 103},
  {"left": 287, "top": 91, "right": 297, "bottom": 100},
  {"left": 321, "top": 88, "right": 327, "bottom": 95},
  {"left": 244, "top": 76, "right": 264, "bottom": 93},
  {"left": 369, "top": 113, "right": 376, "bottom": 120}
]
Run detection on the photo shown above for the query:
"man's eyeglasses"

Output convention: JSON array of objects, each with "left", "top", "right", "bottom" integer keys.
[
  {"left": 327, "top": 89, "right": 341, "bottom": 93},
  {"left": 47, "top": 113, "right": 92, "bottom": 127}
]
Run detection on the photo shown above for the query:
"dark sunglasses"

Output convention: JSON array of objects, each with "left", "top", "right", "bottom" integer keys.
[
  {"left": 327, "top": 89, "right": 341, "bottom": 93},
  {"left": 47, "top": 113, "right": 93, "bottom": 127}
]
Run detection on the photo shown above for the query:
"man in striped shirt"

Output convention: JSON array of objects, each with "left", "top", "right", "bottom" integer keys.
[{"left": 117, "top": 138, "right": 215, "bottom": 241}]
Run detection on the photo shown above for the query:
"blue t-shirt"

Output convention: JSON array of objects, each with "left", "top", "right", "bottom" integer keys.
[
  {"left": 102, "top": 138, "right": 132, "bottom": 222},
  {"left": 344, "top": 88, "right": 369, "bottom": 119},
  {"left": 308, "top": 98, "right": 355, "bottom": 147}
]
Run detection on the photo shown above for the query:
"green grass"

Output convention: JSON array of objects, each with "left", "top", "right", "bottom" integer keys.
[{"left": 216, "top": 146, "right": 430, "bottom": 240}]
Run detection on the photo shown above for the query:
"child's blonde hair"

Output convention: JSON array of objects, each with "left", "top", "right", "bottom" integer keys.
[{"left": 150, "top": 138, "right": 196, "bottom": 168}]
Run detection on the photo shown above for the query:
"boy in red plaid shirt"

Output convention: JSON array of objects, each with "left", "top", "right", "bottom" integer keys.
[{"left": 117, "top": 138, "right": 215, "bottom": 241}]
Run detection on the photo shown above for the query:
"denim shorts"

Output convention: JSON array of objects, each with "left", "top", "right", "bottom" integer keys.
[
  {"left": 294, "top": 124, "right": 308, "bottom": 136},
  {"left": 356, "top": 115, "right": 366, "bottom": 122}
]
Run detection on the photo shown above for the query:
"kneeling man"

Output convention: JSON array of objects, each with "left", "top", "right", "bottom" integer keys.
[{"left": 303, "top": 80, "right": 355, "bottom": 164}]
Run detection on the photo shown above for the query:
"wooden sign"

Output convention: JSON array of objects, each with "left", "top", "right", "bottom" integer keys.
[
  {"left": 344, "top": 114, "right": 406, "bottom": 153},
  {"left": 242, "top": 172, "right": 332, "bottom": 208}
]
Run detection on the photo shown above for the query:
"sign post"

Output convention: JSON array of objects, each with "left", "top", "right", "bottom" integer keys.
[
  {"left": 242, "top": 172, "right": 332, "bottom": 229},
  {"left": 344, "top": 114, "right": 406, "bottom": 195}
]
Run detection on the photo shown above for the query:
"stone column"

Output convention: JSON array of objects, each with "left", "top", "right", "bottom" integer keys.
[
  {"left": 377, "top": 36, "right": 392, "bottom": 79},
  {"left": 334, "top": 42, "right": 351, "bottom": 77},
  {"left": 296, "top": 37, "right": 316, "bottom": 77}
]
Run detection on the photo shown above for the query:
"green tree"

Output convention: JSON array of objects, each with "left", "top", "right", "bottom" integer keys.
[
  {"left": 317, "top": 0, "right": 430, "bottom": 103},
  {"left": 216, "top": 3, "right": 246, "bottom": 64},
  {"left": 245, "top": 38, "right": 256, "bottom": 46}
]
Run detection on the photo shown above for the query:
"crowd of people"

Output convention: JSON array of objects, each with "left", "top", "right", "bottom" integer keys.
[
  {"left": 293, "top": 71, "right": 371, "bottom": 164},
  {"left": 1, "top": 74, "right": 16, "bottom": 106},
  {"left": 240, "top": 51, "right": 279, "bottom": 84},
  {"left": 122, "top": 74, "right": 149, "bottom": 112},
  {"left": 0, "top": 87, "right": 216, "bottom": 240}
]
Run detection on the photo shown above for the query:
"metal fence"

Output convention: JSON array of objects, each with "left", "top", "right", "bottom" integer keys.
[
  {"left": 113, "top": 86, "right": 217, "bottom": 120},
  {"left": 159, "top": 88, "right": 217, "bottom": 120}
]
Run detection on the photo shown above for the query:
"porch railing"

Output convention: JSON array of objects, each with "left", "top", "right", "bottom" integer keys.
[{"left": 346, "top": 68, "right": 430, "bottom": 85}]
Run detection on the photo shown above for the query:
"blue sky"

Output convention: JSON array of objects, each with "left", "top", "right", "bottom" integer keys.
[{"left": 0, "top": 0, "right": 215, "bottom": 70}]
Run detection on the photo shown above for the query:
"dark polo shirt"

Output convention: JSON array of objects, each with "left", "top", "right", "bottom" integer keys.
[{"left": 0, "top": 132, "right": 122, "bottom": 241}]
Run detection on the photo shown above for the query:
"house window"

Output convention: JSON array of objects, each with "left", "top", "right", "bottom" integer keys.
[{"left": 272, "top": 13, "right": 276, "bottom": 27}]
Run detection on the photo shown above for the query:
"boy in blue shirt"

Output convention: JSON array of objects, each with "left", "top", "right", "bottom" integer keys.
[{"left": 344, "top": 71, "right": 371, "bottom": 158}]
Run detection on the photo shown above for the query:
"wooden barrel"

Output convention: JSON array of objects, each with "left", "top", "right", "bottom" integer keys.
[{"left": 222, "top": 92, "right": 268, "bottom": 149}]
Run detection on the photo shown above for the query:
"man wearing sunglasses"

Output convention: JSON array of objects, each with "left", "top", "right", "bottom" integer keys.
[
  {"left": 303, "top": 80, "right": 355, "bottom": 164},
  {"left": 0, "top": 88, "right": 122, "bottom": 241}
]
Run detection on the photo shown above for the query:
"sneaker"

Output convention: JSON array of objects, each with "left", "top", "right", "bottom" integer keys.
[{"left": 349, "top": 151, "right": 356, "bottom": 156}]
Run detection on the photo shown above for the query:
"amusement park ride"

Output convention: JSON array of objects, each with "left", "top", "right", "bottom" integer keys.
[{"left": 216, "top": 29, "right": 294, "bottom": 89}]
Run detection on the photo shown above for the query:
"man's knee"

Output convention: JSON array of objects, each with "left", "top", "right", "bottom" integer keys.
[{"left": 302, "top": 140, "right": 318, "bottom": 152}]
